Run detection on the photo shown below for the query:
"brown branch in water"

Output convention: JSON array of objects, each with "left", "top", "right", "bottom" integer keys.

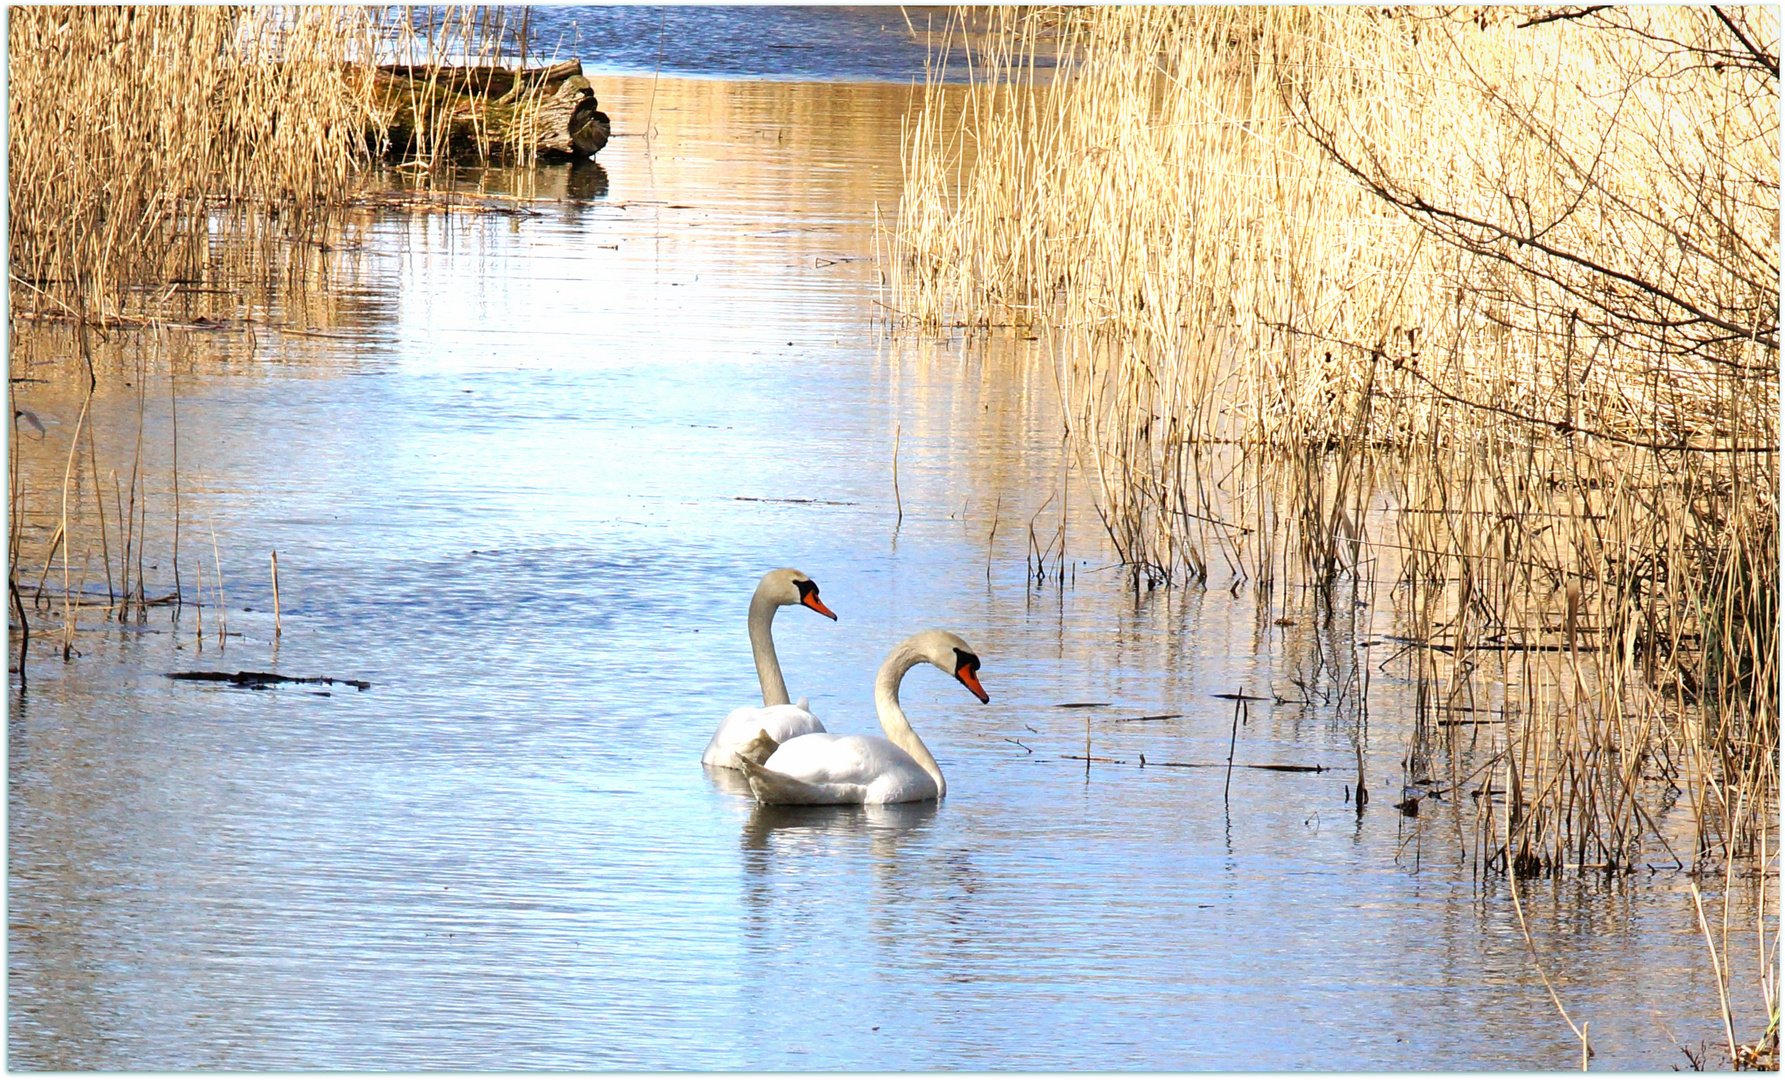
[
  {"left": 1063, "top": 755, "right": 1327, "bottom": 773},
  {"left": 9, "top": 573, "right": 27, "bottom": 688},
  {"left": 166, "top": 670, "right": 371, "bottom": 691},
  {"left": 891, "top": 422, "right": 902, "bottom": 534},
  {"left": 1224, "top": 686, "right": 1243, "bottom": 801}
]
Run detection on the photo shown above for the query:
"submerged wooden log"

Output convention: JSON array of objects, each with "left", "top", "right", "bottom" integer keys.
[{"left": 372, "top": 58, "right": 608, "bottom": 162}]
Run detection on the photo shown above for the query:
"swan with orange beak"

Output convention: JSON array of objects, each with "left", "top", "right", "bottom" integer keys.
[
  {"left": 702, "top": 568, "right": 838, "bottom": 770},
  {"left": 737, "top": 629, "right": 989, "bottom": 805}
]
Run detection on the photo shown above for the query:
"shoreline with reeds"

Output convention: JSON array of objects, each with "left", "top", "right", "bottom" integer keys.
[
  {"left": 6, "top": 7, "right": 613, "bottom": 677},
  {"left": 7, "top": 8, "right": 605, "bottom": 334}
]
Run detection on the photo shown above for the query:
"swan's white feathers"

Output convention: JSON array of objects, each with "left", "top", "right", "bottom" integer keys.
[
  {"left": 731, "top": 629, "right": 984, "bottom": 806},
  {"left": 701, "top": 703, "right": 823, "bottom": 768},
  {"left": 749, "top": 732, "right": 940, "bottom": 805}
]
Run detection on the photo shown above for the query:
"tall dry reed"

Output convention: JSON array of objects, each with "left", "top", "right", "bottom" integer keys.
[
  {"left": 889, "top": 7, "right": 1777, "bottom": 878},
  {"left": 8, "top": 7, "right": 384, "bottom": 333}
]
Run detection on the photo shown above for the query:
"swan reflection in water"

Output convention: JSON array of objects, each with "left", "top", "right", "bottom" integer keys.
[
  {"left": 702, "top": 765, "right": 938, "bottom": 848},
  {"left": 704, "top": 762, "right": 756, "bottom": 799},
  {"left": 732, "top": 796, "right": 952, "bottom": 990},
  {"left": 739, "top": 799, "right": 938, "bottom": 853},
  {"left": 710, "top": 765, "right": 993, "bottom": 989}
]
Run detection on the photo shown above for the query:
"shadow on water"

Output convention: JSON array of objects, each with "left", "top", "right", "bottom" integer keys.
[
  {"left": 703, "top": 763, "right": 754, "bottom": 799},
  {"left": 567, "top": 161, "right": 609, "bottom": 202}
]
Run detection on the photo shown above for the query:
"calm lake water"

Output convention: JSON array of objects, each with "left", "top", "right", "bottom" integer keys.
[{"left": 7, "top": 24, "right": 1774, "bottom": 1071}]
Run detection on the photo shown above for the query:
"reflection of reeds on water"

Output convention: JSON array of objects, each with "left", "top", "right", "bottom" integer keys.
[
  {"left": 4, "top": 7, "right": 567, "bottom": 673},
  {"left": 888, "top": 7, "right": 1777, "bottom": 884}
]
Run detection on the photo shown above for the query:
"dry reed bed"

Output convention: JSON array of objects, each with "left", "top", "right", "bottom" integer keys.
[
  {"left": 8, "top": 7, "right": 378, "bottom": 679},
  {"left": 888, "top": 7, "right": 1777, "bottom": 881},
  {"left": 8, "top": 6, "right": 574, "bottom": 335},
  {"left": 7, "top": 7, "right": 579, "bottom": 676},
  {"left": 7, "top": 7, "right": 382, "bottom": 333}
]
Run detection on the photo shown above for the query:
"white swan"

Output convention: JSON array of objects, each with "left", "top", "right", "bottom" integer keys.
[
  {"left": 702, "top": 568, "right": 838, "bottom": 770},
  {"left": 737, "top": 629, "right": 988, "bottom": 805}
]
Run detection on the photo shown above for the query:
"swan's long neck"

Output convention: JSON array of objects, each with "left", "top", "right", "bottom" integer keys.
[
  {"left": 747, "top": 589, "right": 790, "bottom": 707},
  {"left": 874, "top": 643, "right": 945, "bottom": 798}
]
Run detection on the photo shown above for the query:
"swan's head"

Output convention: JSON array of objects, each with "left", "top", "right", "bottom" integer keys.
[
  {"left": 758, "top": 567, "right": 837, "bottom": 620},
  {"left": 912, "top": 629, "right": 989, "bottom": 703}
]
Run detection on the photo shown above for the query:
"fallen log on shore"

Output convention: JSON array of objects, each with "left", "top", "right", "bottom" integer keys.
[{"left": 371, "top": 58, "right": 609, "bottom": 162}]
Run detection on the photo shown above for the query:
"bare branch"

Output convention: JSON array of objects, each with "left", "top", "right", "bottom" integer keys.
[
  {"left": 1517, "top": 7, "right": 1611, "bottom": 31},
  {"left": 1287, "top": 87, "right": 1778, "bottom": 356},
  {"left": 1710, "top": 5, "right": 1780, "bottom": 78}
]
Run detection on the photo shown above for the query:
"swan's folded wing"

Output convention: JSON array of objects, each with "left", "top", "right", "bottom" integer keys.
[
  {"left": 780, "top": 734, "right": 923, "bottom": 783},
  {"left": 737, "top": 757, "right": 864, "bottom": 805},
  {"left": 734, "top": 730, "right": 779, "bottom": 766}
]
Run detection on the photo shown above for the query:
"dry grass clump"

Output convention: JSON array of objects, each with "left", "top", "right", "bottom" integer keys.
[
  {"left": 889, "top": 6, "right": 1777, "bottom": 875},
  {"left": 8, "top": 7, "right": 382, "bottom": 333}
]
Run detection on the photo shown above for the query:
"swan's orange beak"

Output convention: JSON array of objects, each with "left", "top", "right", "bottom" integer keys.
[
  {"left": 801, "top": 592, "right": 837, "bottom": 620},
  {"left": 956, "top": 663, "right": 989, "bottom": 703}
]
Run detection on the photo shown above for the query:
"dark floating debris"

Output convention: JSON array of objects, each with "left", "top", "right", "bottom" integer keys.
[
  {"left": 1063, "top": 755, "right": 1325, "bottom": 773},
  {"left": 732, "top": 496, "right": 859, "bottom": 506},
  {"left": 1054, "top": 701, "right": 1111, "bottom": 708},
  {"left": 166, "top": 670, "right": 371, "bottom": 691},
  {"left": 1211, "top": 691, "right": 1270, "bottom": 702}
]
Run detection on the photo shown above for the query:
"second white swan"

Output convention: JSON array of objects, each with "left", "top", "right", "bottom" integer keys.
[
  {"left": 702, "top": 568, "right": 838, "bottom": 770},
  {"left": 738, "top": 629, "right": 988, "bottom": 805}
]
